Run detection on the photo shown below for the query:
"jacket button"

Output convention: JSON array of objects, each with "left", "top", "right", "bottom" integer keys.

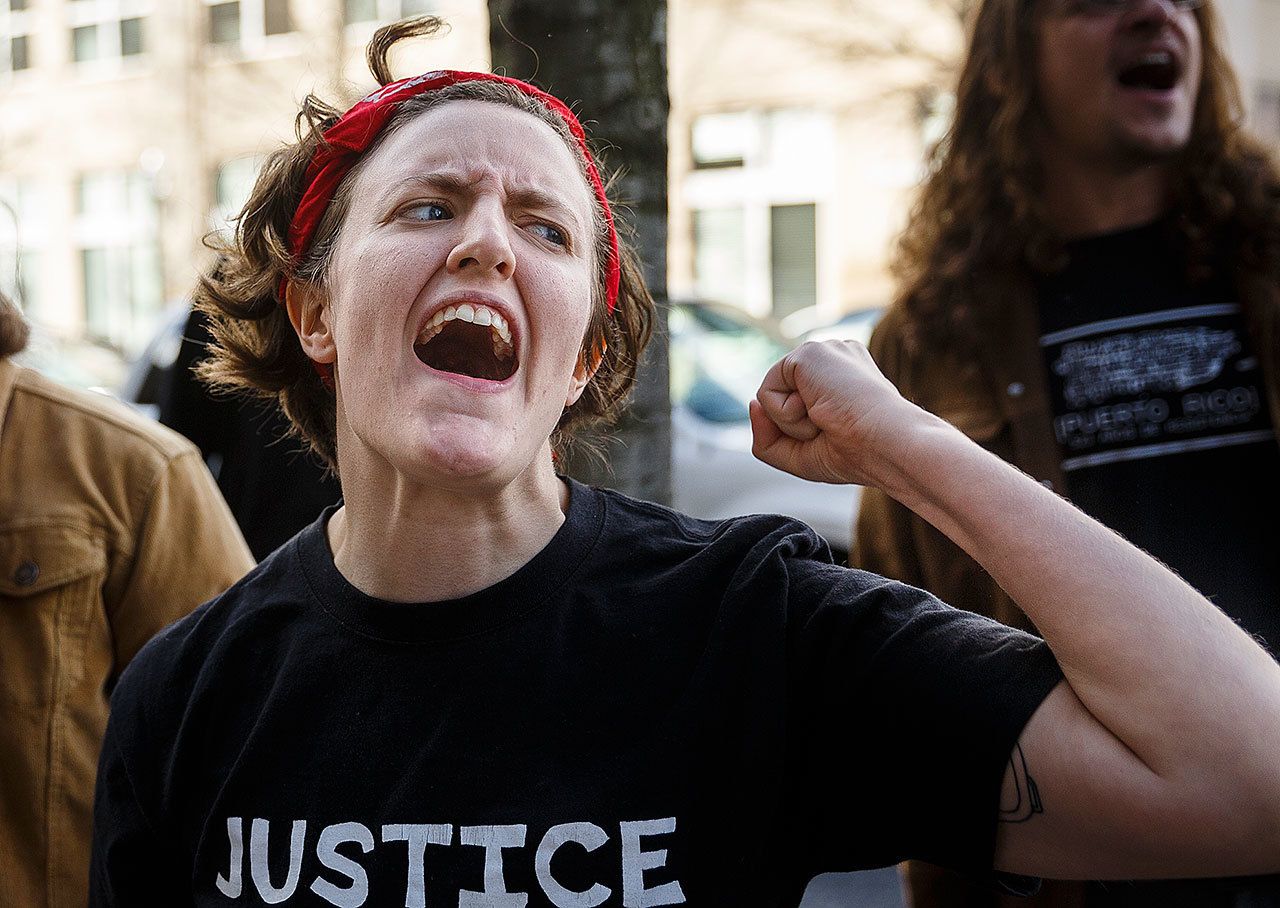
[
  {"left": 1007, "top": 382, "right": 1025, "bottom": 397},
  {"left": 13, "top": 560, "right": 39, "bottom": 586}
]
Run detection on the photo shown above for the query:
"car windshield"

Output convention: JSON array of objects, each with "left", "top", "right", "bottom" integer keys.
[{"left": 669, "top": 303, "right": 791, "bottom": 424}]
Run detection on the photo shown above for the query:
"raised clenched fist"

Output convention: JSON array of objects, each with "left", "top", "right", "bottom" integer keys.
[{"left": 748, "top": 339, "right": 928, "bottom": 488}]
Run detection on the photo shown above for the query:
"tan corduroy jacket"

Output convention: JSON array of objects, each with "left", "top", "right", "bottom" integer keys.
[{"left": 0, "top": 359, "right": 253, "bottom": 908}]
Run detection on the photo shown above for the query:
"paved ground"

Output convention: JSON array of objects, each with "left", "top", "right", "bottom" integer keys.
[{"left": 800, "top": 868, "right": 907, "bottom": 908}]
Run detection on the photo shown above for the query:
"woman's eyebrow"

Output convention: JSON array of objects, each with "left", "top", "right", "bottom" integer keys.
[
  {"left": 380, "top": 173, "right": 583, "bottom": 231},
  {"left": 379, "top": 172, "right": 476, "bottom": 207},
  {"left": 507, "top": 187, "right": 584, "bottom": 232}
]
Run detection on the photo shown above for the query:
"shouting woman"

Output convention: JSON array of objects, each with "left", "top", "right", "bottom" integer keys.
[{"left": 90, "top": 18, "right": 1280, "bottom": 907}]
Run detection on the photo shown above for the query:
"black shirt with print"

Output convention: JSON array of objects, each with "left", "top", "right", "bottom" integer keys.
[
  {"left": 1037, "top": 220, "right": 1280, "bottom": 652},
  {"left": 90, "top": 481, "right": 1061, "bottom": 907}
]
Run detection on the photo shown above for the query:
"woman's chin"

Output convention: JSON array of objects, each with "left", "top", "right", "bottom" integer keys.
[
  {"left": 404, "top": 428, "right": 530, "bottom": 485},
  {"left": 340, "top": 414, "right": 547, "bottom": 491}
]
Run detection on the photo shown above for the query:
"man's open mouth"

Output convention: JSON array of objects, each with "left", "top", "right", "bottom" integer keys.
[
  {"left": 413, "top": 302, "right": 517, "bottom": 382},
  {"left": 1116, "top": 51, "right": 1180, "bottom": 92}
]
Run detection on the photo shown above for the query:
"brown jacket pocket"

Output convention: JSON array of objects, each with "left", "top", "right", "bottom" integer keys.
[{"left": 0, "top": 523, "right": 107, "bottom": 708}]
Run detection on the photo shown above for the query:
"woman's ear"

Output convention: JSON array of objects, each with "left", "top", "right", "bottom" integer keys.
[
  {"left": 285, "top": 280, "right": 337, "bottom": 366},
  {"left": 564, "top": 339, "right": 607, "bottom": 408}
]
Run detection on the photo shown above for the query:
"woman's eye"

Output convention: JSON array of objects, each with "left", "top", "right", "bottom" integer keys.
[
  {"left": 405, "top": 203, "right": 451, "bottom": 222},
  {"left": 528, "top": 223, "right": 566, "bottom": 246}
]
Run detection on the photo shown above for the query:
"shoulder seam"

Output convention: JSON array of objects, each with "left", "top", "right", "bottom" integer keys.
[{"left": 13, "top": 370, "right": 194, "bottom": 461}]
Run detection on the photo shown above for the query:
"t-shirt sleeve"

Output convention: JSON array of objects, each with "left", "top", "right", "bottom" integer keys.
[
  {"left": 89, "top": 732, "right": 190, "bottom": 905},
  {"left": 783, "top": 556, "right": 1063, "bottom": 881},
  {"left": 90, "top": 635, "right": 195, "bottom": 906}
]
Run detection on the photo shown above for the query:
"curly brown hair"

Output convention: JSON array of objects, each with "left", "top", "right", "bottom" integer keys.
[
  {"left": 195, "top": 16, "right": 654, "bottom": 472},
  {"left": 894, "top": 0, "right": 1280, "bottom": 353}
]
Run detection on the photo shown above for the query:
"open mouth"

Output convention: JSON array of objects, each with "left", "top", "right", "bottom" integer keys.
[
  {"left": 1117, "top": 51, "right": 1180, "bottom": 92},
  {"left": 413, "top": 302, "right": 517, "bottom": 382}
]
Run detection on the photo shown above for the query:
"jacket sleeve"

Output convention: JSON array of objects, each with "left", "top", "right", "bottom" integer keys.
[
  {"left": 852, "top": 312, "right": 1036, "bottom": 631},
  {"left": 851, "top": 311, "right": 930, "bottom": 588},
  {"left": 107, "top": 447, "right": 253, "bottom": 675}
]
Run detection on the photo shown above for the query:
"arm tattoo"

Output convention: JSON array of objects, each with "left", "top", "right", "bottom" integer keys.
[{"left": 998, "top": 743, "right": 1044, "bottom": 824}]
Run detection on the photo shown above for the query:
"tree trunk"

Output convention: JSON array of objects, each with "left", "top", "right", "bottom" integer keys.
[{"left": 489, "top": 0, "right": 672, "bottom": 505}]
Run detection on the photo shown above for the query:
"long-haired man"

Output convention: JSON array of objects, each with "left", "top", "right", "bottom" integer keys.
[{"left": 855, "top": 0, "right": 1280, "bottom": 905}]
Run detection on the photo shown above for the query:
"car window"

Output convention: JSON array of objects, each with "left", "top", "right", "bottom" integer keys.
[
  {"left": 803, "top": 306, "right": 885, "bottom": 346},
  {"left": 669, "top": 304, "right": 791, "bottom": 424}
]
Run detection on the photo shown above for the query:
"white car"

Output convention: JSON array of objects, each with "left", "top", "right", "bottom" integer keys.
[
  {"left": 669, "top": 300, "right": 860, "bottom": 558},
  {"left": 800, "top": 305, "right": 885, "bottom": 346}
]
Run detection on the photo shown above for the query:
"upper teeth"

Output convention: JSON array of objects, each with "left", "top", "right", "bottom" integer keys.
[
  {"left": 1142, "top": 51, "right": 1172, "bottom": 66},
  {"left": 417, "top": 303, "right": 513, "bottom": 346}
]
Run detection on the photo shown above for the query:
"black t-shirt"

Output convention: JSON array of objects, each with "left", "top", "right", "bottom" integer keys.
[
  {"left": 91, "top": 481, "right": 1061, "bottom": 907},
  {"left": 1037, "top": 222, "right": 1280, "bottom": 650}
]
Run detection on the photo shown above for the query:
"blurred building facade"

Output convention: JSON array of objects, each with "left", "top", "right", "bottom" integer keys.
[
  {"left": 0, "top": 0, "right": 487, "bottom": 370},
  {"left": 667, "top": 0, "right": 965, "bottom": 328},
  {"left": 1, "top": 0, "right": 1278, "bottom": 377}
]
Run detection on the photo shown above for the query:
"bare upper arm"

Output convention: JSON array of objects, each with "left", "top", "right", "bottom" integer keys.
[{"left": 993, "top": 680, "right": 1268, "bottom": 880}]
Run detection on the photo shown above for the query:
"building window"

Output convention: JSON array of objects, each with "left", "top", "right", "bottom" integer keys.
[
  {"left": 691, "top": 112, "right": 753, "bottom": 169},
  {"left": 344, "top": 0, "right": 375, "bottom": 23},
  {"left": 0, "top": 179, "right": 46, "bottom": 317},
  {"left": 1, "top": 0, "right": 33, "bottom": 73},
  {"left": 71, "top": 24, "right": 99, "bottom": 61},
  {"left": 74, "top": 171, "right": 162, "bottom": 353},
  {"left": 68, "top": 0, "right": 152, "bottom": 65},
  {"left": 692, "top": 201, "right": 817, "bottom": 317},
  {"left": 211, "top": 156, "right": 262, "bottom": 233},
  {"left": 15, "top": 249, "right": 40, "bottom": 315},
  {"left": 692, "top": 207, "right": 746, "bottom": 305},
  {"left": 692, "top": 108, "right": 831, "bottom": 172},
  {"left": 120, "top": 17, "right": 144, "bottom": 55},
  {"left": 81, "top": 244, "right": 162, "bottom": 350},
  {"left": 263, "top": 0, "right": 291, "bottom": 35},
  {"left": 9, "top": 33, "right": 27, "bottom": 69},
  {"left": 208, "top": 2, "right": 240, "bottom": 44},
  {"left": 686, "top": 108, "right": 831, "bottom": 318},
  {"left": 769, "top": 203, "right": 816, "bottom": 319},
  {"left": 207, "top": 0, "right": 295, "bottom": 50},
  {"left": 345, "top": 0, "right": 436, "bottom": 25}
]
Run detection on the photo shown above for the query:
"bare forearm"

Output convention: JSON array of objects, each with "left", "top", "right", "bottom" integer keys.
[
  {"left": 872, "top": 411, "right": 1280, "bottom": 803},
  {"left": 753, "top": 339, "right": 1280, "bottom": 870}
]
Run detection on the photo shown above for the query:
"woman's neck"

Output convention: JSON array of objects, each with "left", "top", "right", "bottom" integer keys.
[{"left": 326, "top": 456, "right": 569, "bottom": 604}]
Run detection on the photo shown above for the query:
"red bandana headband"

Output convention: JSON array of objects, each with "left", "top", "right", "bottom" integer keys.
[{"left": 285, "top": 70, "right": 621, "bottom": 312}]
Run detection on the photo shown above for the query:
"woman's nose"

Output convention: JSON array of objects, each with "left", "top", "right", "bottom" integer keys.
[{"left": 446, "top": 201, "right": 515, "bottom": 280}]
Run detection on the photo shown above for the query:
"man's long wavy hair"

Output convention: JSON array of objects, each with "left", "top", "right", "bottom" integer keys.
[
  {"left": 195, "top": 17, "right": 654, "bottom": 472},
  {"left": 894, "top": 0, "right": 1280, "bottom": 353}
]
